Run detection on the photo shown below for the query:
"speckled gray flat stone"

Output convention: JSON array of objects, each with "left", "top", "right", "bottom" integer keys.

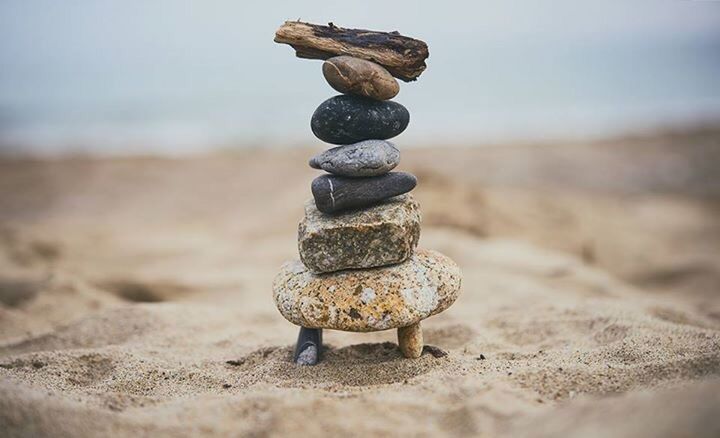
[
  {"left": 298, "top": 194, "right": 420, "bottom": 274},
  {"left": 273, "top": 249, "right": 462, "bottom": 332},
  {"left": 309, "top": 140, "right": 400, "bottom": 177},
  {"left": 311, "top": 172, "right": 417, "bottom": 214}
]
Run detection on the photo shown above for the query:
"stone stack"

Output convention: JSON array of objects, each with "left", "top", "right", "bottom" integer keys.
[{"left": 272, "top": 23, "right": 462, "bottom": 365}]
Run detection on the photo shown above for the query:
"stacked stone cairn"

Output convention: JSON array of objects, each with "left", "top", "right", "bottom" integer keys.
[{"left": 272, "top": 22, "right": 462, "bottom": 365}]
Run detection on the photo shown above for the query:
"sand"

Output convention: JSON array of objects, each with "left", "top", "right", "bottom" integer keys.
[{"left": 1, "top": 127, "right": 720, "bottom": 437}]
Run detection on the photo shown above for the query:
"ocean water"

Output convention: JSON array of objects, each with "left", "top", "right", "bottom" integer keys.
[{"left": 1, "top": 1, "right": 719, "bottom": 155}]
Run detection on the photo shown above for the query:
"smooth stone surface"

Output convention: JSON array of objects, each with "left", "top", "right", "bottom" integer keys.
[
  {"left": 322, "top": 56, "right": 400, "bottom": 100},
  {"left": 311, "top": 172, "right": 417, "bottom": 214},
  {"left": 311, "top": 95, "right": 410, "bottom": 145},
  {"left": 298, "top": 194, "right": 420, "bottom": 274},
  {"left": 309, "top": 140, "right": 400, "bottom": 177},
  {"left": 272, "top": 249, "right": 462, "bottom": 332},
  {"left": 397, "top": 322, "right": 423, "bottom": 359}
]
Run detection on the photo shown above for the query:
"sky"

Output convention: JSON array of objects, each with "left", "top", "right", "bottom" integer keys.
[{"left": 1, "top": 1, "right": 719, "bottom": 153}]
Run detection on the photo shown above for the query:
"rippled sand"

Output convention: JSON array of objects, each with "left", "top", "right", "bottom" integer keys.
[{"left": 1, "top": 127, "right": 719, "bottom": 437}]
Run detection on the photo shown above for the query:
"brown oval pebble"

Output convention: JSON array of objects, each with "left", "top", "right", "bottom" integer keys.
[{"left": 322, "top": 56, "right": 400, "bottom": 100}]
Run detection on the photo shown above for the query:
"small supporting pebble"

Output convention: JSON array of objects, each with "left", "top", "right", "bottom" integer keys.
[
  {"left": 294, "top": 327, "right": 323, "bottom": 365},
  {"left": 397, "top": 322, "right": 423, "bottom": 358}
]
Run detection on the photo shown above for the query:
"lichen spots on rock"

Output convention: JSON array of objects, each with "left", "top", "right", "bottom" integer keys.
[
  {"left": 360, "top": 287, "right": 376, "bottom": 304},
  {"left": 272, "top": 249, "right": 461, "bottom": 332}
]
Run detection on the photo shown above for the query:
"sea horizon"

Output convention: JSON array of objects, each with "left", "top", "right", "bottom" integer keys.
[{"left": 1, "top": 2, "right": 719, "bottom": 155}]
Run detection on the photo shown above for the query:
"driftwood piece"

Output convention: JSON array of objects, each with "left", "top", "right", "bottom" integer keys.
[{"left": 274, "top": 21, "right": 429, "bottom": 82}]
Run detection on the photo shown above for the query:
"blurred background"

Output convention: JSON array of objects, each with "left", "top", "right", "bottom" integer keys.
[
  {"left": 1, "top": 0, "right": 719, "bottom": 154},
  {"left": 1, "top": 2, "right": 720, "bottom": 436}
]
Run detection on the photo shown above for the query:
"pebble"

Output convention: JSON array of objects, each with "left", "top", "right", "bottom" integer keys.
[
  {"left": 272, "top": 249, "right": 462, "bottom": 332},
  {"left": 295, "top": 345, "right": 318, "bottom": 366},
  {"left": 311, "top": 172, "right": 417, "bottom": 214},
  {"left": 299, "top": 194, "right": 420, "bottom": 274},
  {"left": 311, "top": 95, "right": 409, "bottom": 145},
  {"left": 397, "top": 323, "right": 423, "bottom": 358},
  {"left": 322, "top": 56, "right": 400, "bottom": 100},
  {"left": 309, "top": 140, "right": 400, "bottom": 177}
]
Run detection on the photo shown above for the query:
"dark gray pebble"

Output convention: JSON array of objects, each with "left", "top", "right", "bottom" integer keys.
[
  {"left": 311, "top": 172, "right": 417, "bottom": 214},
  {"left": 310, "top": 95, "right": 410, "bottom": 145}
]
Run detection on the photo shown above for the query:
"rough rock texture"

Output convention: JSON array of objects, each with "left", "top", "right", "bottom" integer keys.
[
  {"left": 272, "top": 249, "right": 462, "bottom": 332},
  {"left": 311, "top": 172, "right": 417, "bottom": 214},
  {"left": 309, "top": 140, "right": 400, "bottom": 177},
  {"left": 298, "top": 194, "right": 420, "bottom": 274},
  {"left": 295, "top": 345, "right": 318, "bottom": 366},
  {"left": 322, "top": 56, "right": 400, "bottom": 100},
  {"left": 397, "top": 322, "right": 423, "bottom": 358},
  {"left": 311, "top": 95, "right": 410, "bottom": 145}
]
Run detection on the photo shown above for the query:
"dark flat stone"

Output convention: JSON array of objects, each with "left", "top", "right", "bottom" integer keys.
[
  {"left": 310, "top": 172, "right": 417, "bottom": 214},
  {"left": 310, "top": 95, "right": 410, "bottom": 145}
]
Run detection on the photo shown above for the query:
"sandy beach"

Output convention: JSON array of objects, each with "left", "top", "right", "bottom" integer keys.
[{"left": 1, "top": 127, "right": 720, "bottom": 437}]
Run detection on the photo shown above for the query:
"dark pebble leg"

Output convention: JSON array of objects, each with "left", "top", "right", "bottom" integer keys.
[{"left": 294, "top": 327, "right": 323, "bottom": 365}]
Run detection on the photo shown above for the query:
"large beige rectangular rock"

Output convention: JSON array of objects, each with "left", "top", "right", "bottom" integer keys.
[{"left": 298, "top": 194, "right": 421, "bottom": 274}]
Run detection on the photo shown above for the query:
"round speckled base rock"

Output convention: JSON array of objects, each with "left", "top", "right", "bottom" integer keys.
[{"left": 272, "top": 249, "right": 462, "bottom": 332}]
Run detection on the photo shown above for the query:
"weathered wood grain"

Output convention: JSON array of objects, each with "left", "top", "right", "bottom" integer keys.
[{"left": 274, "top": 21, "right": 429, "bottom": 81}]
